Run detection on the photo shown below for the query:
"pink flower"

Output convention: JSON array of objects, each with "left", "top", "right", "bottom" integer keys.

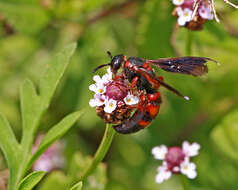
[
  {"left": 171, "top": 0, "right": 215, "bottom": 30},
  {"left": 89, "top": 68, "right": 140, "bottom": 114},
  {"left": 32, "top": 134, "right": 64, "bottom": 172},
  {"left": 199, "top": 4, "right": 213, "bottom": 20},
  {"left": 152, "top": 141, "right": 200, "bottom": 183}
]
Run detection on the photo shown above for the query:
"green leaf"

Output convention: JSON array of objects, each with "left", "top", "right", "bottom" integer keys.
[
  {"left": 18, "top": 171, "right": 46, "bottom": 190},
  {"left": 70, "top": 182, "right": 83, "bottom": 190},
  {"left": 0, "top": 114, "right": 20, "bottom": 168},
  {"left": 28, "top": 110, "right": 84, "bottom": 170},
  {"left": 20, "top": 79, "right": 40, "bottom": 148},
  {"left": 0, "top": 2, "right": 50, "bottom": 35},
  {"left": 211, "top": 109, "right": 238, "bottom": 162},
  {"left": 39, "top": 43, "right": 77, "bottom": 110},
  {"left": 10, "top": 43, "right": 77, "bottom": 190}
]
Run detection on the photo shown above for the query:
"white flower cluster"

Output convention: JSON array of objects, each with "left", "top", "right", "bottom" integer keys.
[
  {"left": 152, "top": 141, "right": 200, "bottom": 184},
  {"left": 172, "top": 0, "right": 213, "bottom": 26},
  {"left": 89, "top": 68, "right": 139, "bottom": 113}
]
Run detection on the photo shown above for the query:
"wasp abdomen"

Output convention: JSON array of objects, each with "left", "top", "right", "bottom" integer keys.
[{"left": 113, "top": 92, "right": 161, "bottom": 134}]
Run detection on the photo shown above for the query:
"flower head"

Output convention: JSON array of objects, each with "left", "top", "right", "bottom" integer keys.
[
  {"left": 89, "top": 68, "right": 140, "bottom": 124},
  {"left": 152, "top": 141, "right": 200, "bottom": 184},
  {"left": 171, "top": 0, "right": 214, "bottom": 30}
]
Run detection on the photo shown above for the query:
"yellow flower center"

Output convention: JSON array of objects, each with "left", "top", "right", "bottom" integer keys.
[
  {"left": 98, "top": 89, "right": 103, "bottom": 93},
  {"left": 184, "top": 165, "right": 188, "bottom": 170},
  {"left": 127, "top": 98, "right": 131, "bottom": 103}
]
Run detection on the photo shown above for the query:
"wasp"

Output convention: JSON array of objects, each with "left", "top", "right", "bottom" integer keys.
[{"left": 93, "top": 52, "right": 216, "bottom": 134}]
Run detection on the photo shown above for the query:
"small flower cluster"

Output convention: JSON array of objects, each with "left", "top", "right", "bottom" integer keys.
[
  {"left": 89, "top": 68, "right": 140, "bottom": 124},
  {"left": 152, "top": 141, "right": 200, "bottom": 183},
  {"left": 32, "top": 134, "right": 64, "bottom": 172},
  {"left": 89, "top": 68, "right": 139, "bottom": 113},
  {"left": 172, "top": 0, "right": 213, "bottom": 30}
]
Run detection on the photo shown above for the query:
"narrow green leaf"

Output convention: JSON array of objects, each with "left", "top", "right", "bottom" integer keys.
[
  {"left": 14, "top": 44, "right": 77, "bottom": 190},
  {"left": 39, "top": 43, "right": 77, "bottom": 110},
  {"left": 28, "top": 110, "right": 84, "bottom": 170},
  {"left": 0, "top": 114, "right": 20, "bottom": 167},
  {"left": 70, "top": 182, "right": 83, "bottom": 190},
  {"left": 20, "top": 79, "right": 40, "bottom": 147},
  {"left": 18, "top": 171, "right": 46, "bottom": 190}
]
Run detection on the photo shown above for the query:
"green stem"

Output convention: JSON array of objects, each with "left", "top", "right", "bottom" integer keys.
[
  {"left": 79, "top": 124, "right": 116, "bottom": 181},
  {"left": 185, "top": 30, "right": 193, "bottom": 56},
  {"left": 179, "top": 175, "right": 190, "bottom": 190}
]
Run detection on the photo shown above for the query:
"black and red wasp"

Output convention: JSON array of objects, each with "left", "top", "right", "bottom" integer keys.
[{"left": 93, "top": 52, "right": 216, "bottom": 134}]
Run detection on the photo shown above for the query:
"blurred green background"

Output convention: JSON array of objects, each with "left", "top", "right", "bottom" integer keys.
[{"left": 0, "top": 0, "right": 238, "bottom": 189}]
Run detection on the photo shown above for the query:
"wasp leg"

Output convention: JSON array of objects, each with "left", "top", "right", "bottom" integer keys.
[{"left": 133, "top": 67, "right": 189, "bottom": 100}]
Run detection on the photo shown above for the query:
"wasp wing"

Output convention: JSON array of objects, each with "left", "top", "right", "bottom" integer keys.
[{"left": 147, "top": 57, "right": 216, "bottom": 76}]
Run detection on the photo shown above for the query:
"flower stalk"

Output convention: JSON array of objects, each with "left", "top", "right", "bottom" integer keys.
[{"left": 79, "top": 124, "right": 116, "bottom": 181}]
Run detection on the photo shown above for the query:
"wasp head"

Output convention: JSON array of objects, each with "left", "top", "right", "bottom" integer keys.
[
  {"left": 109, "top": 53, "right": 125, "bottom": 75},
  {"left": 93, "top": 51, "right": 125, "bottom": 75}
]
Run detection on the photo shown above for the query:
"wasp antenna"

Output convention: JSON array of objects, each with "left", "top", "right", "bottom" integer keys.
[
  {"left": 107, "top": 51, "right": 113, "bottom": 60},
  {"left": 93, "top": 63, "right": 111, "bottom": 73}
]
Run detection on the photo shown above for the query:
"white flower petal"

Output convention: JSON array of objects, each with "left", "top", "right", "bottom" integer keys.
[
  {"left": 183, "top": 8, "right": 192, "bottom": 21},
  {"left": 176, "top": 7, "right": 183, "bottom": 16},
  {"left": 172, "top": 166, "right": 180, "bottom": 172},
  {"left": 89, "top": 83, "right": 106, "bottom": 94},
  {"left": 93, "top": 75, "right": 101, "bottom": 82},
  {"left": 172, "top": 0, "right": 184, "bottom": 6},
  {"left": 104, "top": 99, "right": 117, "bottom": 113},
  {"left": 152, "top": 145, "right": 168, "bottom": 160},
  {"left": 102, "top": 74, "right": 111, "bottom": 82},
  {"left": 177, "top": 8, "right": 192, "bottom": 26},
  {"left": 187, "top": 169, "right": 197, "bottom": 179},
  {"left": 178, "top": 16, "right": 187, "bottom": 26},
  {"left": 180, "top": 160, "right": 197, "bottom": 179},
  {"left": 124, "top": 94, "right": 139, "bottom": 105},
  {"left": 155, "top": 165, "right": 172, "bottom": 184},
  {"left": 199, "top": 5, "right": 213, "bottom": 20},
  {"left": 89, "top": 84, "right": 97, "bottom": 92},
  {"left": 101, "top": 68, "right": 113, "bottom": 82},
  {"left": 96, "top": 85, "right": 106, "bottom": 94},
  {"left": 89, "top": 99, "right": 97, "bottom": 107},
  {"left": 107, "top": 67, "right": 113, "bottom": 76},
  {"left": 182, "top": 141, "right": 200, "bottom": 157},
  {"left": 89, "top": 95, "right": 106, "bottom": 107}
]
